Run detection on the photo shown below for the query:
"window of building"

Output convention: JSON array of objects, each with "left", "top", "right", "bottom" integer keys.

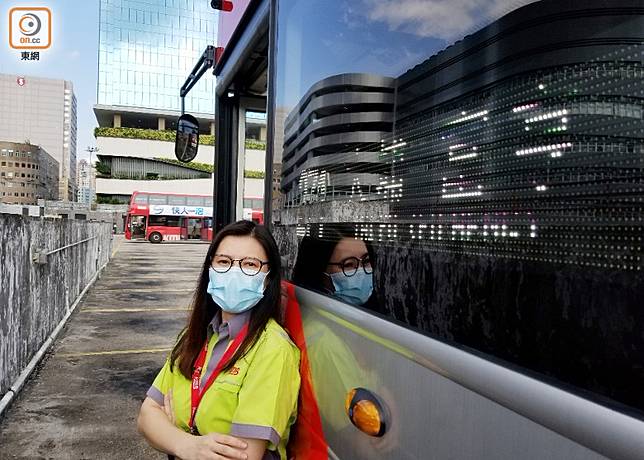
[
  {"left": 21, "top": 163, "right": 25, "bottom": 167},
  {"left": 1, "top": 162, "right": 5, "bottom": 166}
]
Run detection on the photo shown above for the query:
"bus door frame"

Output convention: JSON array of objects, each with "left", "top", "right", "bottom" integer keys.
[
  {"left": 214, "top": 94, "right": 239, "bottom": 232},
  {"left": 236, "top": 96, "right": 267, "bottom": 222},
  {"left": 212, "top": 0, "right": 271, "bottom": 232},
  {"left": 130, "top": 215, "right": 147, "bottom": 239}
]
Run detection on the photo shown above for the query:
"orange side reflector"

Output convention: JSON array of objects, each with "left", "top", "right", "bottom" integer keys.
[{"left": 345, "top": 388, "right": 387, "bottom": 437}]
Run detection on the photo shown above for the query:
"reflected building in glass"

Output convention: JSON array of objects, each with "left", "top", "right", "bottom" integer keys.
[{"left": 275, "top": 0, "right": 644, "bottom": 412}]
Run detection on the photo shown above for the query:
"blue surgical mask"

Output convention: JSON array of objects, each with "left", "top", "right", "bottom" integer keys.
[
  {"left": 207, "top": 267, "right": 268, "bottom": 314},
  {"left": 328, "top": 271, "right": 373, "bottom": 306}
]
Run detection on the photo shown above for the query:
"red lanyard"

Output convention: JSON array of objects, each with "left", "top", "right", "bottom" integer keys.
[{"left": 189, "top": 323, "right": 249, "bottom": 434}]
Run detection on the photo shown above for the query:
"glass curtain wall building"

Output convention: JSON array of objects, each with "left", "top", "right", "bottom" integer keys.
[
  {"left": 94, "top": 0, "right": 219, "bottom": 203},
  {"left": 97, "top": 0, "right": 217, "bottom": 115}
]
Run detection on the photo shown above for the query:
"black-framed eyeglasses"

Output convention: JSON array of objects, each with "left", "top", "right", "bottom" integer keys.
[
  {"left": 211, "top": 254, "right": 269, "bottom": 276},
  {"left": 327, "top": 255, "right": 373, "bottom": 277}
]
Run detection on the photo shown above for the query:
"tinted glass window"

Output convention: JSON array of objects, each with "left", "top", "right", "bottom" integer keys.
[
  {"left": 148, "top": 194, "right": 167, "bottom": 205},
  {"left": 271, "top": 0, "right": 644, "bottom": 412},
  {"left": 149, "top": 215, "right": 182, "bottom": 227},
  {"left": 133, "top": 193, "right": 148, "bottom": 204},
  {"left": 187, "top": 196, "right": 204, "bottom": 206},
  {"left": 149, "top": 215, "right": 165, "bottom": 226},
  {"left": 167, "top": 195, "right": 187, "bottom": 205}
]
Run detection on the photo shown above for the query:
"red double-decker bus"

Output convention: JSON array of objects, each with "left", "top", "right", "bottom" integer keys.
[{"left": 125, "top": 191, "right": 263, "bottom": 243}]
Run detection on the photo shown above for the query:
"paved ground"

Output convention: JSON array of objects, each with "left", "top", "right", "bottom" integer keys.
[{"left": 0, "top": 237, "right": 209, "bottom": 459}]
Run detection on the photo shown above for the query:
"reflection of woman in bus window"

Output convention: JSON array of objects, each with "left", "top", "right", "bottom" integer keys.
[
  {"left": 138, "top": 220, "right": 300, "bottom": 460},
  {"left": 291, "top": 224, "right": 380, "bottom": 436},
  {"left": 292, "top": 224, "right": 378, "bottom": 309}
]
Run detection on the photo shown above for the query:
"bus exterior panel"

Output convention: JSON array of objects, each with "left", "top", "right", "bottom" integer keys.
[{"left": 213, "top": 0, "right": 644, "bottom": 458}]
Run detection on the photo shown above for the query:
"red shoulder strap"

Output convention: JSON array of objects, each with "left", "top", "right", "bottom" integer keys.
[{"left": 282, "top": 281, "right": 328, "bottom": 460}]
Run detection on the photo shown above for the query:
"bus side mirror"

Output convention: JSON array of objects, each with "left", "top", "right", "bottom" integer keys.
[{"left": 175, "top": 114, "right": 200, "bottom": 162}]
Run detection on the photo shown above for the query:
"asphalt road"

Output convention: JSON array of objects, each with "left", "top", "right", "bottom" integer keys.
[{"left": 0, "top": 237, "right": 209, "bottom": 459}]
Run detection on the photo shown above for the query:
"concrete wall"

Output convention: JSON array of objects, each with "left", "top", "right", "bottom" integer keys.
[
  {"left": 244, "top": 148, "right": 266, "bottom": 171},
  {"left": 97, "top": 177, "right": 214, "bottom": 196},
  {"left": 0, "top": 214, "right": 113, "bottom": 396},
  {"left": 243, "top": 178, "right": 264, "bottom": 197},
  {"left": 95, "top": 138, "right": 265, "bottom": 171},
  {"left": 95, "top": 136, "right": 265, "bottom": 201},
  {"left": 96, "top": 136, "right": 215, "bottom": 165},
  {"left": 97, "top": 177, "right": 264, "bottom": 199}
]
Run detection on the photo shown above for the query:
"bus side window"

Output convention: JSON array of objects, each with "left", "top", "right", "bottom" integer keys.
[
  {"left": 168, "top": 195, "right": 186, "bottom": 206},
  {"left": 187, "top": 196, "right": 204, "bottom": 206},
  {"left": 134, "top": 193, "right": 148, "bottom": 205},
  {"left": 149, "top": 195, "right": 167, "bottom": 205},
  {"left": 149, "top": 215, "right": 166, "bottom": 226},
  {"left": 166, "top": 216, "right": 181, "bottom": 227}
]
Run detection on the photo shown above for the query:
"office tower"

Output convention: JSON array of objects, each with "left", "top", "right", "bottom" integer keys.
[
  {"left": 0, "top": 141, "right": 59, "bottom": 204},
  {"left": 0, "top": 74, "right": 77, "bottom": 201},
  {"left": 94, "top": 0, "right": 222, "bottom": 202},
  {"left": 77, "top": 159, "right": 95, "bottom": 204}
]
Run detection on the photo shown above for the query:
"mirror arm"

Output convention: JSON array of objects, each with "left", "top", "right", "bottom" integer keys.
[{"left": 180, "top": 45, "right": 216, "bottom": 114}]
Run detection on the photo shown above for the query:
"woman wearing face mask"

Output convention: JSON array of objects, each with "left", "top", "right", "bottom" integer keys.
[
  {"left": 292, "top": 224, "right": 378, "bottom": 309},
  {"left": 138, "top": 220, "right": 300, "bottom": 460}
]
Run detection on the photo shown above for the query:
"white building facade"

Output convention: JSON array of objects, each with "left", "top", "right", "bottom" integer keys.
[
  {"left": 0, "top": 74, "right": 78, "bottom": 201},
  {"left": 76, "top": 159, "right": 95, "bottom": 204}
]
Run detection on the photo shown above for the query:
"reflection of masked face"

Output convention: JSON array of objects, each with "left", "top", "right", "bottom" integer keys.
[{"left": 328, "top": 271, "right": 373, "bottom": 305}]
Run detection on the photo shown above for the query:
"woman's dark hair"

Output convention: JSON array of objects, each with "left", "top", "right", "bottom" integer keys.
[
  {"left": 292, "top": 223, "right": 366, "bottom": 292},
  {"left": 292, "top": 223, "right": 382, "bottom": 313},
  {"left": 170, "top": 220, "right": 281, "bottom": 379}
]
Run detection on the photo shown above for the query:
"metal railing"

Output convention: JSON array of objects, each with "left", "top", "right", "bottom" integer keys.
[{"left": 32, "top": 236, "right": 98, "bottom": 264}]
